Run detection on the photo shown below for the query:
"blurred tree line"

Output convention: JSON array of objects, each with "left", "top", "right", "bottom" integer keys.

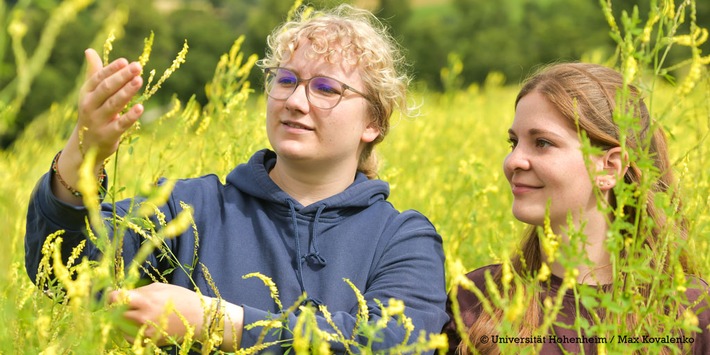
[{"left": 1, "top": 0, "right": 708, "bottom": 148}]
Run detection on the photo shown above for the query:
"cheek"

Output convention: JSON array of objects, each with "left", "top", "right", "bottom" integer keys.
[
  {"left": 555, "top": 160, "right": 594, "bottom": 193},
  {"left": 335, "top": 107, "right": 369, "bottom": 134},
  {"left": 266, "top": 100, "right": 279, "bottom": 120}
]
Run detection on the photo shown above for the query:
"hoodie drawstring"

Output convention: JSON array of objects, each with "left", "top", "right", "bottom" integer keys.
[
  {"left": 287, "top": 199, "right": 326, "bottom": 307},
  {"left": 304, "top": 205, "right": 327, "bottom": 266}
]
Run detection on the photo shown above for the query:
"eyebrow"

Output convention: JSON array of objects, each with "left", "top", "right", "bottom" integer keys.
[{"left": 507, "top": 128, "right": 566, "bottom": 139}]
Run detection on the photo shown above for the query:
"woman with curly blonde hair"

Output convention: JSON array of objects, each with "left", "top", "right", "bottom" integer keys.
[{"left": 25, "top": 4, "right": 447, "bottom": 353}]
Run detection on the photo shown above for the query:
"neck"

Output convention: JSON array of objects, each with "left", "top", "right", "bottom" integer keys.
[
  {"left": 269, "top": 157, "right": 358, "bottom": 207},
  {"left": 545, "top": 213, "right": 613, "bottom": 285}
]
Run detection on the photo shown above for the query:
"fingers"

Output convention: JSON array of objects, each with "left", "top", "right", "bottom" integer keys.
[
  {"left": 108, "top": 289, "right": 135, "bottom": 308},
  {"left": 95, "top": 74, "right": 143, "bottom": 125},
  {"left": 82, "top": 62, "right": 143, "bottom": 116},
  {"left": 77, "top": 49, "right": 145, "bottom": 156},
  {"left": 108, "top": 288, "right": 153, "bottom": 311},
  {"left": 84, "top": 48, "right": 104, "bottom": 82},
  {"left": 80, "top": 47, "right": 143, "bottom": 117},
  {"left": 108, "top": 287, "right": 173, "bottom": 345},
  {"left": 118, "top": 104, "right": 144, "bottom": 131},
  {"left": 82, "top": 49, "right": 133, "bottom": 93},
  {"left": 108, "top": 290, "right": 151, "bottom": 331}
]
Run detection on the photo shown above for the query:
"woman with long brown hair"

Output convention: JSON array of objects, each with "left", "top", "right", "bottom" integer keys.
[{"left": 444, "top": 62, "right": 710, "bottom": 354}]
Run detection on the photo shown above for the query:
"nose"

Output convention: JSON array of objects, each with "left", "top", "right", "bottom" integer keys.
[
  {"left": 503, "top": 146, "right": 531, "bottom": 176},
  {"left": 284, "top": 83, "right": 310, "bottom": 113}
]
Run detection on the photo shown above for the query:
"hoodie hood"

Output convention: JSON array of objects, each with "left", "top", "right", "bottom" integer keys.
[
  {"left": 226, "top": 149, "right": 390, "bottom": 305},
  {"left": 226, "top": 149, "right": 390, "bottom": 211}
]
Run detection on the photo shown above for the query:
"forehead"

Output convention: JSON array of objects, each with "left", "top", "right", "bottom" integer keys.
[
  {"left": 512, "top": 92, "right": 577, "bottom": 136},
  {"left": 285, "top": 39, "right": 363, "bottom": 82}
]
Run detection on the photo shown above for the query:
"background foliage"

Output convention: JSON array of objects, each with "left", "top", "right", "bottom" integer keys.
[{"left": 0, "top": 0, "right": 709, "bottom": 353}]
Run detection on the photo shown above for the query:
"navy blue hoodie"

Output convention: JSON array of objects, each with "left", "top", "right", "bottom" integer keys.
[{"left": 25, "top": 149, "right": 448, "bottom": 353}]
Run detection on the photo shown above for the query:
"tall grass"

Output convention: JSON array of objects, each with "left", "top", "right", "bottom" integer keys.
[{"left": 0, "top": 0, "right": 708, "bottom": 354}]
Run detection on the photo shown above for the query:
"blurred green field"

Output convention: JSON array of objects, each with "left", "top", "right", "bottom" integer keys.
[{"left": 1, "top": 11, "right": 709, "bottom": 351}]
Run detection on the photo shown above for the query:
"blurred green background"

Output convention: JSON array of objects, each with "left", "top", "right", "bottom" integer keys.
[
  {"left": 2, "top": 0, "right": 708, "bottom": 149},
  {"left": 0, "top": 2, "right": 708, "bottom": 352}
]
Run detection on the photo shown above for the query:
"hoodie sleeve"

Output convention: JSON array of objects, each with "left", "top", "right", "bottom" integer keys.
[
  {"left": 24, "top": 171, "right": 176, "bottom": 285},
  {"left": 239, "top": 209, "right": 449, "bottom": 354},
  {"left": 25, "top": 172, "right": 104, "bottom": 283}
]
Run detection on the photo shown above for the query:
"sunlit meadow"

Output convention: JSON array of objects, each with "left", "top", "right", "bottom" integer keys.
[{"left": 1, "top": 0, "right": 709, "bottom": 353}]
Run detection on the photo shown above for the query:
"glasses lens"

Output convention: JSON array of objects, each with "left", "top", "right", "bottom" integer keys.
[
  {"left": 264, "top": 68, "right": 352, "bottom": 109},
  {"left": 266, "top": 68, "right": 297, "bottom": 100},
  {"left": 308, "top": 77, "right": 344, "bottom": 109},
  {"left": 308, "top": 76, "right": 343, "bottom": 102}
]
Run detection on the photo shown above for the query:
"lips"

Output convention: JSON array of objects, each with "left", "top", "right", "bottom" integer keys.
[
  {"left": 281, "top": 120, "right": 314, "bottom": 131},
  {"left": 511, "top": 182, "right": 543, "bottom": 195}
]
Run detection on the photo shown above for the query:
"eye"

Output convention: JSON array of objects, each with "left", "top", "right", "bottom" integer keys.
[
  {"left": 276, "top": 75, "right": 297, "bottom": 87},
  {"left": 270, "top": 69, "right": 297, "bottom": 87},
  {"left": 310, "top": 77, "right": 343, "bottom": 97},
  {"left": 535, "top": 139, "right": 553, "bottom": 148},
  {"left": 507, "top": 137, "right": 518, "bottom": 150}
]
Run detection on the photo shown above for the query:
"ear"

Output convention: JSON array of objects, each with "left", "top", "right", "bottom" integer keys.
[
  {"left": 595, "top": 147, "right": 628, "bottom": 191},
  {"left": 360, "top": 120, "right": 381, "bottom": 143}
]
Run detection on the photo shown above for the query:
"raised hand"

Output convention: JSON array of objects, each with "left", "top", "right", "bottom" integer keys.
[
  {"left": 51, "top": 49, "right": 144, "bottom": 204},
  {"left": 77, "top": 48, "right": 144, "bottom": 161}
]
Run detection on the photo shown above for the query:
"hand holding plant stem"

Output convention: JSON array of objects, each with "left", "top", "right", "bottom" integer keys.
[{"left": 108, "top": 283, "right": 244, "bottom": 350}]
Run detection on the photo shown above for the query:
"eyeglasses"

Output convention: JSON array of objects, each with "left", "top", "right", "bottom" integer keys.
[{"left": 263, "top": 67, "right": 368, "bottom": 109}]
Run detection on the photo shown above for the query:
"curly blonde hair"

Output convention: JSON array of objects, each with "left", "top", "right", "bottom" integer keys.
[{"left": 257, "top": 4, "right": 414, "bottom": 179}]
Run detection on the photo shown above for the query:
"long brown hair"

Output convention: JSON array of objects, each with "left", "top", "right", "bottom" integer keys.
[{"left": 461, "top": 63, "right": 692, "bottom": 354}]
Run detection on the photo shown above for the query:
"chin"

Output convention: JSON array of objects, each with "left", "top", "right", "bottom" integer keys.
[
  {"left": 511, "top": 206, "right": 545, "bottom": 226},
  {"left": 271, "top": 141, "right": 310, "bottom": 159},
  {"left": 275, "top": 149, "right": 311, "bottom": 161}
]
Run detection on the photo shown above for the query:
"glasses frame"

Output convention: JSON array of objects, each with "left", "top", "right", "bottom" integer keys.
[{"left": 263, "top": 67, "right": 369, "bottom": 109}]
